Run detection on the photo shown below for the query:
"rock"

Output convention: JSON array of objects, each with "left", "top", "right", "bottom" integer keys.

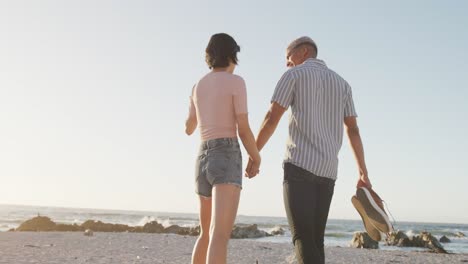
[
  {"left": 386, "top": 231, "right": 447, "bottom": 253},
  {"left": 84, "top": 229, "right": 94, "bottom": 236},
  {"left": 455, "top": 232, "right": 466, "bottom": 238},
  {"left": 440, "top": 235, "right": 451, "bottom": 243},
  {"left": 80, "top": 220, "right": 131, "bottom": 232},
  {"left": 350, "top": 232, "right": 379, "bottom": 249},
  {"left": 16, "top": 216, "right": 56, "bottom": 231},
  {"left": 8, "top": 228, "right": 15, "bottom": 232},
  {"left": 231, "top": 224, "right": 270, "bottom": 239},
  {"left": 397, "top": 237, "right": 413, "bottom": 247},
  {"left": 270, "top": 226, "right": 285, "bottom": 236},
  {"left": 56, "top": 223, "right": 83, "bottom": 232},
  {"left": 164, "top": 225, "right": 191, "bottom": 235},
  {"left": 385, "top": 231, "right": 409, "bottom": 246},
  {"left": 420, "top": 232, "right": 447, "bottom": 253},
  {"left": 188, "top": 225, "right": 200, "bottom": 236},
  {"left": 141, "top": 221, "right": 164, "bottom": 233}
]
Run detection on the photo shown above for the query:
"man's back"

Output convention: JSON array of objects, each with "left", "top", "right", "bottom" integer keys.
[{"left": 271, "top": 58, "right": 357, "bottom": 179}]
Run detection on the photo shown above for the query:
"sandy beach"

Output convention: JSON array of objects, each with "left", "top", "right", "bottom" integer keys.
[{"left": 0, "top": 232, "right": 467, "bottom": 264}]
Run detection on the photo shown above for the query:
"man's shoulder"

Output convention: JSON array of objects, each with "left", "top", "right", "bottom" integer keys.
[
  {"left": 326, "top": 68, "right": 349, "bottom": 85},
  {"left": 288, "top": 62, "right": 330, "bottom": 76}
]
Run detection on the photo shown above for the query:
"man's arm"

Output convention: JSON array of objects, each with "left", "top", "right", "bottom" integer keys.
[
  {"left": 245, "top": 102, "right": 286, "bottom": 177},
  {"left": 256, "top": 102, "right": 287, "bottom": 151},
  {"left": 344, "top": 116, "right": 372, "bottom": 188}
]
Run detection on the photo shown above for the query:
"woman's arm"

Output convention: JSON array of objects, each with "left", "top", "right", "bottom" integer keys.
[
  {"left": 185, "top": 115, "right": 197, "bottom": 135},
  {"left": 185, "top": 87, "right": 197, "bottom": 135},
  {"left": 236, "top": 113, "right": 261, "bottom": 177}
]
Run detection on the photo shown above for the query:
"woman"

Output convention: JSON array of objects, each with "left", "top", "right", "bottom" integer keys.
[{"left": 185, "top": 33, "right": 261, "bottom": 264}]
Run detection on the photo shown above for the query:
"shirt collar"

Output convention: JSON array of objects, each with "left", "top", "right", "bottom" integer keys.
[{"left": 303, "top": 58, "right": 327, "bottom": 67}]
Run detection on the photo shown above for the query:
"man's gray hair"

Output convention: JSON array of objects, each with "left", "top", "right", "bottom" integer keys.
[{"left": 287, "top": 36, "right": 318, "bottom": 54}]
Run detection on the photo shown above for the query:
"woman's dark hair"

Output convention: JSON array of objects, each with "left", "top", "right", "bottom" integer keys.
[{"left": 205, "top": 33, "right": 240, "bottom": 69}]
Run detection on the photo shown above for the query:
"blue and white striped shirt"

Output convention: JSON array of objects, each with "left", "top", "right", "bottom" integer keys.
[{"left": 271, "top": 58, "right": 357, "bottom": 180}]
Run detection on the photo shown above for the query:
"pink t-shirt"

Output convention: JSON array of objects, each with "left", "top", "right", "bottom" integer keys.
[{"left": 189, "top": 72, "right": 248, "bottom": 141}]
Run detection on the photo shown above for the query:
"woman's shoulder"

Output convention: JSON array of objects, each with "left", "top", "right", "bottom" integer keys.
[
  {"left": 198, "top": 72, "right": 246, "bottom": 88},
  {"left": 228, "top": 74, "right": 246, "bottom": 86}
]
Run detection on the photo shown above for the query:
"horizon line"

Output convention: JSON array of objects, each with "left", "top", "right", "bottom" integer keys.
[{"left": 1, "top": 203, "right": 467, "bottom": 226}]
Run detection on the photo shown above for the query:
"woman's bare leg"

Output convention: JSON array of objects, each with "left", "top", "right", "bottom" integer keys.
[
  {"left": 206, "top": 184, "right": 241, "bottom": 264},
  {"left": 191, "top": 196, "right": 212, "bottom": 264}
]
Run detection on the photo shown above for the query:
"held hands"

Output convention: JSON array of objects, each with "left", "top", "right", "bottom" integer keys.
[
  {"left": 356, "top": 167, "right": 372, "bottom": 189},
  {"left": 245, "top": 156, "right": 261, "bottom": 179}
]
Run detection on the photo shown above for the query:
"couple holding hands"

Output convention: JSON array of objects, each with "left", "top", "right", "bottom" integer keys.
[{"left": 185, "top": 33, "right": 371, "bottom": 264}]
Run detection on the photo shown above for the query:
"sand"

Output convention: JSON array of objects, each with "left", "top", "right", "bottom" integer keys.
[{"left": 0, "top": 232, "right": 467, "bottom": 264}]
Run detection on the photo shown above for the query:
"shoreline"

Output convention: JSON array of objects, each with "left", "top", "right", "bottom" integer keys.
[{"left": 1, "top": 232, "right": 467, "bottom": 264}]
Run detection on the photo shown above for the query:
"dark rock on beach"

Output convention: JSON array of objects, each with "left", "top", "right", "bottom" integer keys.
[
  {"left": 386, "top": 231, "right": 447, "bottom": 253},
  {"left": 419, "top": 232, "right": 447, "bottom": 253},
  {"left": 439, "top": 235, "right": 451, "bottom": 243},
  {"left": 231, "top": 224, "right": 270, "bottom": 239},
  {"left": 351, "top": 232, "right": 379, "bottom": 249},
  {"left": 164, "top": 225, "right": 193, "bottom": 235},
  {"left": 386, "top": 231, "right": 410, "bottom": 246}
]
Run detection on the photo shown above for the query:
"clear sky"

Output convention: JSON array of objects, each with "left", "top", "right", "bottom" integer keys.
[{"left": 1, "top": 0, "right": 467, "bottom": 224}]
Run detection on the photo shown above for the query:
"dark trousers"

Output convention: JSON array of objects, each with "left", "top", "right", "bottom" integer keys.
[{"left": 283, "top": 163, "right": 335, "bottom": 264}]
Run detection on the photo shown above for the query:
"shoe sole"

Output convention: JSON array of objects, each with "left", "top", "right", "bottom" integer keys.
[
  {"left": 356, "top": 187, "right": 392, "bottom": 233},
  {"left": 351, "top": 196, "right": 382, "bottom": 241}
]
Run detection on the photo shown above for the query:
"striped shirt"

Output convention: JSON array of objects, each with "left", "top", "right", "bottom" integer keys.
[{"left": 271, "top": 58, "right": 357, "bottom": 180}]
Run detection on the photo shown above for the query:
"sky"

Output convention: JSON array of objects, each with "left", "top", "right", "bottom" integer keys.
[{"left": 1, "top": 0, "right": 467, "bottom": 224}]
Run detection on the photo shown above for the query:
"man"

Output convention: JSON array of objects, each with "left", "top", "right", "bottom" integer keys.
[{"left": 247, "top": 36, "right": 372, "bottom": 264}]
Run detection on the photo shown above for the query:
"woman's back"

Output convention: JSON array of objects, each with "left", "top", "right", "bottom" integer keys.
[{"left": 192, "top": 72, "right": 247, "bottom": 141}]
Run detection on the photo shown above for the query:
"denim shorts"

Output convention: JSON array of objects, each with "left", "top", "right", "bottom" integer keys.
[{"left": 195, "top": 138, "right": 242, "bottom": 197}]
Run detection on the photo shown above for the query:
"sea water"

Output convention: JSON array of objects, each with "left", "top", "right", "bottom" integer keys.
[{"left": 1, "top": 204, "right": 467, "bottom": 254}]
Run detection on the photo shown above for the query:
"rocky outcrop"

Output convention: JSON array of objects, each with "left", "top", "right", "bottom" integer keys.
[
  {"left": 417, "top": 232, "right": 447, "bottom": 253},
  {"left": 351, "top": 232, "right": 379, "bottom": 249},
  {"left": 385, "top": 231, "right": 447, "bottom": 253},
  {"left": 164, "top": 225, "right": 193, "bottom": 235},
  {"left": 231, "top": 224, "right": 270, "bottom": 239},
  {"left": 188, "top": 225, "right": 200, "bottom": 236},
  {"left": 81, "top": 220, "right": 131, "bottom": 232},
  {"left": 386, "top": 231, "right": 409, "bottom": 246},
  {"left": 16, "top": 216, "right": 57, "bottom": 231},
  {"left": 14, "top": 217, "right": 196, "bottom": 237},
  {"left": 55, "top": 223, "right": 83, "bottom": 232},
  {"left": 132, "top": 221, "right": 165, "bottom": 233},
  {"left": 455, "top": 232, "right": 466, "bottom": 238}
]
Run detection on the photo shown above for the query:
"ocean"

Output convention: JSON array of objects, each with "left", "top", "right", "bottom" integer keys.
[{"left": 1, "top": 204, "right": 467, "bottom": 254}]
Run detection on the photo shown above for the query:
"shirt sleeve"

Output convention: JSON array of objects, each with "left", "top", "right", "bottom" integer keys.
[
  {"left": 271, "top": 71, "right": 295, "bottom": 108},
  {"left": 344, "top": 85, "right": 358, "bottom": 117},
  {"left": 233, "top": 78, "right": 248, "bottom": 115},
  {"left": 188, "top": 85, "right": 196, "bottom": 118}
]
